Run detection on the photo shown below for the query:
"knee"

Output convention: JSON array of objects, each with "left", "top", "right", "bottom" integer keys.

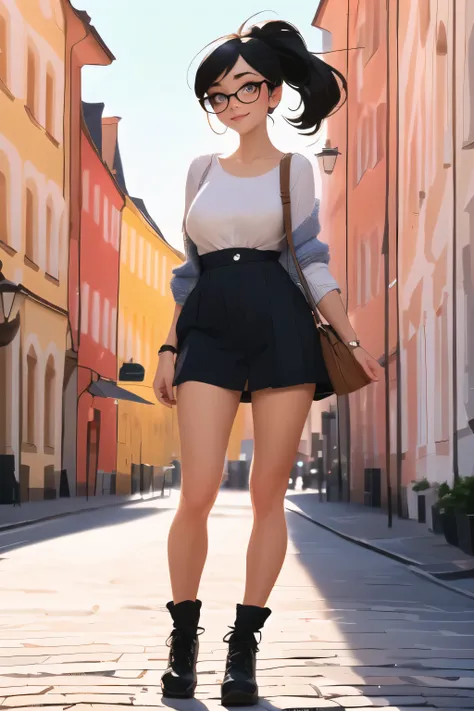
[
  {"left": 179, "top": 489, "right": 216, "bottom": 519},
  {"left": 250, "top": 478, "right": 286, "bottom": 520}
]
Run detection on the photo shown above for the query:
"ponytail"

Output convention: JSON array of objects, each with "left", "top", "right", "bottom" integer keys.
[{"left": 194, "top": 18, "right": 347, "bottom": 137}]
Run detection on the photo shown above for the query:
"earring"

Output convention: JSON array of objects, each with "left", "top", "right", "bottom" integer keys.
[{"left": 207, "top": 113, "right": 228, "bottom": 135}]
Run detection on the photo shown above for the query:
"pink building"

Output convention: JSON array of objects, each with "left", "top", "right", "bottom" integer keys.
[{"left": 313, "top": 0, "right": 474, "bottom": 513}]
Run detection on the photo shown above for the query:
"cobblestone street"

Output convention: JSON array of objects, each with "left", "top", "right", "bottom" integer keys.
[{"left": 1, "top": 491, "right": 474, "bottom": 710}]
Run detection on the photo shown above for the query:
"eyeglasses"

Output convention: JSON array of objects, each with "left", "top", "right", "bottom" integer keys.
[{"left": 199, "top": 80, "right": 275, "bottom": 115}]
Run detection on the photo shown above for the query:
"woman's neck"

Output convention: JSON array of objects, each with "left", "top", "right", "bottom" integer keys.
[{"left": 233, "top": 123, "right": 281, "bottom": 164}]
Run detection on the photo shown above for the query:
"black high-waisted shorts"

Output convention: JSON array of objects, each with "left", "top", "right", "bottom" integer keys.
[{"left": 173, "top": 247, "right": 332, "bottom": 403}]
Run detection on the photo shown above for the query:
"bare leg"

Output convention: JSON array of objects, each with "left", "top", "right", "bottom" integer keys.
[
  {"left": 243, "top": 384, "right": 315, "bottom": 607},
  {"left": 168, "top": 381, "right": 241, "bottom": 604}
]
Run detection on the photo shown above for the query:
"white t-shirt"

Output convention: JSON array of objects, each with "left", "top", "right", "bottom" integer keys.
[{"left": 184, "top": 152, "right": 319, "bottom": 256}]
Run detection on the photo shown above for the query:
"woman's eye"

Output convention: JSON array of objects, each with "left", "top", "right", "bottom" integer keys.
[
  {"left": 242, "top": 83, "right": 257, "bottom": 93},
  {"left": 210, "top": 93, "right": 226, "bottom": 104}
]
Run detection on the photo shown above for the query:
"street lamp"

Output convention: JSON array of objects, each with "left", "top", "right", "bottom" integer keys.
[
  {"left": 0, "top": 260, "right": 24, "bottom": 347},
  {"left": 316, "top": 140, "right": 341, "bottom": 175}
]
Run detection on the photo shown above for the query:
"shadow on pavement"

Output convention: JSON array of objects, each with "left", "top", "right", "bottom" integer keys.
[{"left": 0, "top": 503, "right": 174, "bottom": 553}]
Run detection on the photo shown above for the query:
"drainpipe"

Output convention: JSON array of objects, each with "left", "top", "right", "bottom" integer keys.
[
  {"left": 383, "top": 0, "right": 393, "bottom": 527},
  {"left": 451, "top": 0, "right": 459, "bottom": 482},
  {"left": 395, "top": 0, "right": 403, "bottom": 516}
]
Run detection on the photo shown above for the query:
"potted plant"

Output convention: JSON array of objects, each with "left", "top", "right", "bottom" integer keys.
[
  {"left": 406, "top": 480, "right": 419, "bottom": 520},
  {"left": 431, "top": 482, "right": 449, "bottom": 534},
  {"left": 454, "top": 476, "right": 474, "bottom": 556},
  {"left": 437, "top": 489, "right": 459, "bottom": 547},
  {"left": 412, "top": 478, "right": 432, "bottom": 523}
]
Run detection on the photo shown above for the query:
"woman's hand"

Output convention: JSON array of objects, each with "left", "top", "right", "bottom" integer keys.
[
  {"left": 153, "top": 352, "right": 177, "bottom": 408},
  {"left": 352, "top": 346, "right": 383, "bottom": 383}
]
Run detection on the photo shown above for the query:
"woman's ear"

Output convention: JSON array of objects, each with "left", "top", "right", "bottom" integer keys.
[{"left": 268, "top": 84, "right": 283, "bottom": 111}]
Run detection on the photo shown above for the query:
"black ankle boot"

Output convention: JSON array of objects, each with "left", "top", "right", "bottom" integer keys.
[
  {"left": 161, "top": 599, "right": 204, "bottom": 698},
  {"left": 221, "top": 603, "right": 272, "bottom": 706}
]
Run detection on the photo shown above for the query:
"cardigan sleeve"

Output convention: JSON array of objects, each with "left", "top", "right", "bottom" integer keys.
[
  {"left": 289, "top": 154, "right": 341, "bottom": 304},
  {"left": 169, "top": 156, "right": 211, "bottom": 305}
]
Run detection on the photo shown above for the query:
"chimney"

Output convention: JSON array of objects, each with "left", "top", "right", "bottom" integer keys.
[{"left": 101, "top": 116, "right": 121, "bottom": 175}]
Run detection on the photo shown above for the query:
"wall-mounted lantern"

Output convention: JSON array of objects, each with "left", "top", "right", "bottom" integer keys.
[
  {"left": 0, "top": 260, "right": 24, "bottom": 348},
  {"left": 119, "top": 358, "right": 145, "bottom": 382},
  {"left": 316, "top": 139, "right": 341, "bottom": 175}
]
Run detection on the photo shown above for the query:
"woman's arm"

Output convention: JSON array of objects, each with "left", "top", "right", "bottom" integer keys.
[
  {"left": 290, "top": 155, "right": 381, "bottom": 382},
  {"left": 315, "top": 289, "right": 357, "bottom": 343},
  {"left": 163, "top": 303, "right": 183, "bottom": 349}
]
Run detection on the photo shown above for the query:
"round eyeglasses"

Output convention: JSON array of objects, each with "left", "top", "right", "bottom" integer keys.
[{"left": 199, "top": 80, "right": 275, "bottom": 115}]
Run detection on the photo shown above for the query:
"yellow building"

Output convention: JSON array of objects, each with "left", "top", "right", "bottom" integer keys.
[
  {"left": 116, "top": 197, "right": 182, "bottom": 494},
  {"left": 0, "top": 0, "right": 68, "bottom": 500},
  {"left": 116, "top": 193, "right": 246, "bottom": 493}
]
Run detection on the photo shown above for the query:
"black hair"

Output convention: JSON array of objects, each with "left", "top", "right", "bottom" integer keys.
[{"left": 193, "top": 18, "right": 347, "bottom": 137}]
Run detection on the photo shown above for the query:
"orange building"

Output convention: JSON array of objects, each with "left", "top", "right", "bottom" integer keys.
[{"left": 313, "top": 0, "right": 474, "bottom": 513}]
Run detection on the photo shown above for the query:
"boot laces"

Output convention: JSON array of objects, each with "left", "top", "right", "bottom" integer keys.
[
  {"left": 223, "top": 626, "right": 261, "bottom": 669},
  {"left": 166, "top": 625, "right": 204, "bottom": 668}
]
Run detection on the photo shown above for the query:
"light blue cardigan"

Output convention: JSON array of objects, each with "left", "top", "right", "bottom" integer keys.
[{"left": 170, "top": 157, "right": 340, "bottom": 308}]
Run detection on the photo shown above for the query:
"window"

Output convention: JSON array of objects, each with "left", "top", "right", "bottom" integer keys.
[
  {"left": 91, "top": 290, "right": 100, "bottom": 343},
  {"left": 376, "top": 103, "right": 386, "bottom": 163},
  {"left": 80, "top": 283, "right": 90, "bottom": 335},
  {"left": 142, "top": 315, "right": 147, "bottom": 367},
  {"left": 129, "top": 228, "right": 136, "bottom": 272},
  {"left": 161, "top": 254, "right": 167, "bottom": 296},
  {"left": 464, "top": 23, "right": 474, "bottom": 148},
  {"left": 121, "top": 223, "right": 128, "bottom": 264},
  {"left": 0, "top": 168, "right": 7, "bottom": 243},
  {"left": 154, "top": 251, "right": 159, "bottom": 290},
  {"left": 45, "top": 201, "right": 53, "bottom": 274},
  {"left": 102, "top": 298, "right": 110, "bottom": 350},
  {"left": 434, "top": 299, "right": 449, "bottom": 442},
  {"left": 44, "top": 355, "right": 55, "bottom": 449},
  {"left": 93, "top": 184, "right": 100, "bottom": 224},
  {"left": 26, "top": 347, "right": 37, "bottom": 445},
  {"left": 419, "top": 0, "right": 431, "bottom": 47},
  {"left": 25, "top": 185, "right": 35, "bottom": 260},
  {"left": 82, "top": 170, "right": 90, "bottom": 212},
  {"left": 146, "top": 243, "right": 152, "bottom": 285},
  {"left": 0, "top": 13, "right": 8, "bottom": 86},
  {"left": 436, "top": 21, "right": 448, "bottom": 56},
  {"left": 138, "top": 236, "right": 144, "bottom": 279},
  {"left": 110, "top": 307, "right": 117, "bottom": 355},
  {"left": 111, "top": 207, "right": 120, "bottom": 249},
  {"left": 126, "top": 317, "right": 133, "bottom": 360},
  {"left": 45, "top": 64, "right": 55, "bottom": 136},
  {"left": 103, "top": 196, "right": 109, "bottom": 242},
  {"left": 26, "top": 46, "right": 37, "bottom": 117},
  {"left": 417, "top": 325, "right": 428, "bottom": 447}
]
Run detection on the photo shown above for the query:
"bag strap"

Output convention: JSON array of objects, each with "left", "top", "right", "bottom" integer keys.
[{"left": 279, "top": 153, "right": 322, "bottom": 325}]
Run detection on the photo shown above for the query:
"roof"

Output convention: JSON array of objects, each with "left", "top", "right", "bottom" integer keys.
[
  {"left": 71, "top": 5, "right": 115, "bottom": 61},
  {"left": 82, "top": 101, "right": 104, "bottom": 154},
  {"left": 312, "top": 0, "right": 330, "bottom": 28}
]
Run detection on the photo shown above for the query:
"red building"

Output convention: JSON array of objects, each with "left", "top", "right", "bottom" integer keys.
[
  {"left": 75, "top": 103, "right": 125, "bottom": 497},
  {"left": 313, "top": 0, "right": 394, "bottom": 506}
]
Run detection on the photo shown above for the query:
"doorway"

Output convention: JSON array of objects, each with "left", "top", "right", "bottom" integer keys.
[{"left": 86, "top": 408, "right": 101, "bottom": 497}]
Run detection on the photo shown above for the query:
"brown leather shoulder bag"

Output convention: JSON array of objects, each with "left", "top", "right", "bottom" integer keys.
[{"left": 280, "top": 152, "right": 373, "bottom": 397}]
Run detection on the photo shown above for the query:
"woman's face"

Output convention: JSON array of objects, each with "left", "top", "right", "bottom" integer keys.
[{"left": 205, "top": 55, "right": 282, "bottom": 135}]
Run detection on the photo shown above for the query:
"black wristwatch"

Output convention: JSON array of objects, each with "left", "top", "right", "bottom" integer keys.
[{"left": 158, "top": 344, "right": 177, "bottom": 356}]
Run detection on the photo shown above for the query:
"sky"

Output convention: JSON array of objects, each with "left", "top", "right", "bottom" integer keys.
[{"left": 79, "top": 0, "right": 325, "bottom": 252}]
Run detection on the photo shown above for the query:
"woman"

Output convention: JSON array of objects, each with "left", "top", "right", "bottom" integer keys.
[{"left": 153, "top": 18, "right": 380, "bottom": 705}]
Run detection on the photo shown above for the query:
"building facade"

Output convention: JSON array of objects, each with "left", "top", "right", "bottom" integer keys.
[
  {"left": 75, "top": 105, "right": 124, "bottom": 497},
  {"left": 60, "top": 2, "right": 114, "bottom": 498},
  {"left": 313, "top": 0, "right": 474, "bottom": 511},
  {"left": 116, "top": 195, "right": 181, "bottom": 494},
  {"left": 0, "top": 0, "right": 68, "bottom": 500}
]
